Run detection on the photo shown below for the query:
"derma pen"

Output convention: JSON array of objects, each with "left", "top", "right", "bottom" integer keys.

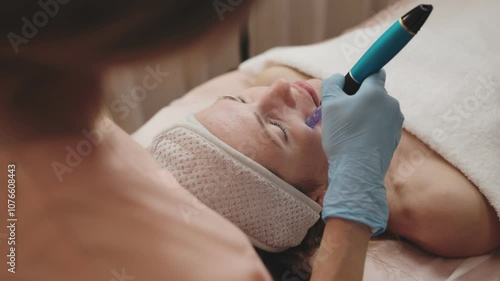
[{"left": 305, "top": 4, "right": 433, "bottom": 128}]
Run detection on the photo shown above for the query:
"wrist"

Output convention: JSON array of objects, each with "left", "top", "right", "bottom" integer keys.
[
  {"left": 321, "top": 208, "right": 388, "bottom": 236},
  {"left": 327, "top": 158, "right": 386, "bottom": 194},
  {"left": 310, "top": 217, "right": 371, "bottom": 281},
  {"left": 324, "top": 217, "right": 371, "bottom": 235},
  {"left": 328, "top": 153, "right": 386, "bottom": 180},
  {"left": 322, "top": 167, "right": 389, "bottom": 236}
]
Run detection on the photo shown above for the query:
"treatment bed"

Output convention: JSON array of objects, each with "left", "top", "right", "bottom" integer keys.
[{"left": 132, "top": 0, "right": 500, "bottom": 279}]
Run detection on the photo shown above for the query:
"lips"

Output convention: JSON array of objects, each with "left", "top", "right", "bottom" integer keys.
[{"left": 291, "top": 81, "right": 320, "bottom": 107}]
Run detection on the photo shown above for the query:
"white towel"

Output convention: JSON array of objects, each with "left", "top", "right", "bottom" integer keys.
[{"left": 239, "top": 0, "right": 500, "bottom": 219}]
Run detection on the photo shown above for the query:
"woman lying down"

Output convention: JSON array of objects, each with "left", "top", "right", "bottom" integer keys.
[{"left": 150, "top": 66, "right": 500, "bottom": 279}]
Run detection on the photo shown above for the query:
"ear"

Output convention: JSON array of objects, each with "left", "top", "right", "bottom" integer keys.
[{"left": 314, "top": 189, "right": 326, "bottom": 206}]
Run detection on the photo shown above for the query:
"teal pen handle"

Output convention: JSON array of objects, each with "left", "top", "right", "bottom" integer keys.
[
  {"left": 343, "top": 20, "right": 414, "bottom": 94},
  {"left": 306, "top": 4, "right": 432, "bottom": 127},
  {"left": 343, "top": 4, "right": 433, "bottom": 94}
]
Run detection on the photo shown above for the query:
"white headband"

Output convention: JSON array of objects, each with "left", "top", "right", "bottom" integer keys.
[{"left": 149, "top": 115, "right": 322, "bottom": 252}]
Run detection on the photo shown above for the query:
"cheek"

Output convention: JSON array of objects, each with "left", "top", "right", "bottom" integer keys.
[
  {"left": 294, "top": 129, "right": 328, "bottom": 174},
  {"left": 235, "top": 137, "right": 276, "bottom": 161},
  {"left": 295, "top": 127, "right": 324, "bottom": 158},
  {"left": 283, "top": 151, "right": 328, "bottom": 196},
  {"left": 301, "top": 148, "right": 328, "bottom": 177}
]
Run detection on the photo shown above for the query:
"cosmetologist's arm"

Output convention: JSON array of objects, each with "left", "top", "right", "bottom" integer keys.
[{"left": 310, "top": 218, "right": 371, "bottom": 281}]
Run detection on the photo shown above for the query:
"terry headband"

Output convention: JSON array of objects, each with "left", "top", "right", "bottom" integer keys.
[{"left": 149, "top": 115, "right": 322, "bottom": 252}]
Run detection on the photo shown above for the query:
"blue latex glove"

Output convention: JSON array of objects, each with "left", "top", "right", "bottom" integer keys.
[{"left": 320, "top": 70, "right": 404, "bottom": 236}]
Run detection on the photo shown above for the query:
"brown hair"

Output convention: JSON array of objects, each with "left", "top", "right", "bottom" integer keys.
[
  {"left": 1, "top": 0, "right": 253, "bottom": 138},
  {"left": 255, "top": 218, "right": 325, "bottom": 281},
  {"left": 256, "top": 223, "right": 404, "bottom": 280}
]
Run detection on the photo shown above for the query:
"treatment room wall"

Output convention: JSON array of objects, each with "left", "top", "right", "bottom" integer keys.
[{"left": 104, "top": 0, "right": 392, "bottom": 133}]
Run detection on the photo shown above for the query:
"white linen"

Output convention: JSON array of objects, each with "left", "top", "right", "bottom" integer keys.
[{"left": 239, "top": 0, "right": 500, "bottom": 220}]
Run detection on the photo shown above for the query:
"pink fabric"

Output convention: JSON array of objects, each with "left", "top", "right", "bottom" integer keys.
[{"left": 365, "top": 241, "right": 499, "bottom": 281}]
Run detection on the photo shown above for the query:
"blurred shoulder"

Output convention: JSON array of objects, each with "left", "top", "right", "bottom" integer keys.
[{"left": 386, "top": 130, "right": 500, "bottom": 257}]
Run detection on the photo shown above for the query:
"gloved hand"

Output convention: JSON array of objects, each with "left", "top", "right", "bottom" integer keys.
[{"left": 320, "top": 70, "right": 404, "bottom": 236}]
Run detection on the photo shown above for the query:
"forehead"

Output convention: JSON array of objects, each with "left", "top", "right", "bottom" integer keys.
[
  {"left": 239, "top": 86, "right": 269, "bottom": 98},
  {"left": 199, "top": 99, "right": 256, "bottom": 135},
  {"left": 195, "top": 99, "right": 277, "bottom": 163}
]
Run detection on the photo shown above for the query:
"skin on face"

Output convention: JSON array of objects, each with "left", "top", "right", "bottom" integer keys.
[
  {"left": 195, "top": 78, "right": 328, "bottom": 202},
  {"left": 198, "top": 67, "right": 500, "bottom": 257}
]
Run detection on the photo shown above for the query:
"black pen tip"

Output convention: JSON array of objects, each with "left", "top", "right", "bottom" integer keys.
[
  {"left": 420, "top": 4, "right": 433, "bottom": 12},
  {"left": 401, "top": 4, "right": 433, "bottom": 34}
]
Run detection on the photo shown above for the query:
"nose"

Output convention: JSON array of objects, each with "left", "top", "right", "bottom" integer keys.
[{"left": 258, "top": 79, "right": 296, "bottom": 112}]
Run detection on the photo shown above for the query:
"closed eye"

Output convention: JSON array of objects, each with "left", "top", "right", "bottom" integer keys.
[
  {"left": 220, "top": 95, "right": 288, "bottom": 144},
  {"left": 270, "top": 120, "right": 288, "bottom": 141},
  {"left": 221, "top": 95, "right": 248, "bottom": 103}
]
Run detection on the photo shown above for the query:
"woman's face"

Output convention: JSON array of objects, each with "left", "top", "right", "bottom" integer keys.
[{"left": 196, "top": 78, "right": 328, "bottom": 203}]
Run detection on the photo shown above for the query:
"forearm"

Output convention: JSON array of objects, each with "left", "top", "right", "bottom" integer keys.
[{"left": 310, "top": 218, "right": 371, "bottom": 281}]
